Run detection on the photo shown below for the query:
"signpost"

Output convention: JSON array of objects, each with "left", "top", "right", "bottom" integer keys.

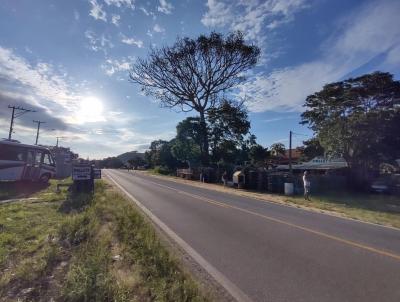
[
  {"left": 72, "top": 165, "right": 92, "bottom": 180},
  {"left": 72, "top": 163, "right": 101, "bottom": 193}
]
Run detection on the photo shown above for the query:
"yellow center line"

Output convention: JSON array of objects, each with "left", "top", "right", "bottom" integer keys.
[{"left": 148, "top": 179, "right": 400, "bottom": 262}]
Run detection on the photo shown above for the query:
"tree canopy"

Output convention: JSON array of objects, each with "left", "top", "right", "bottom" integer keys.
[
  {"left": 300, "top": 137, "right": 325, "bottom": 161},
  {"left": 208, "top": 99, "right": 251, "bottom": 162},
  {"left": 270, "top": 143, "right": 285, "bottom": 157},
  {"left": 130, "top": 31, "right": 260, "bottom": 164},
  {"left": 171, "top": 118, "right": 202, "bottom": 164},
  {"left": 248, "top": 144, "right": 268, "bottom": 164},
  {"left": 301, "top": 71, "right": 400, "bottom": 185},
  {"left": 145, "top": 140, "right": 178, "bottom": 170}
]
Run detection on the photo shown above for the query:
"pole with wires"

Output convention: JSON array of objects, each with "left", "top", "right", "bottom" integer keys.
[
  {"left": 33, "top": 120, "right": 46, "bottom": 145},
  {"left": 7, "top": 105, "right": 36, "bottom": 140},
  {"left": 289, "top": 130, "right": 293, "bottom": 175},
  {"left": 56, "top": 136, "right": 66, "bottom": 147}
]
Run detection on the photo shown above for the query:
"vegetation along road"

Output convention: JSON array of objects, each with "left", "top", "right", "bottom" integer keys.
[{"left": 105, "top": 169, "right": 400, "bottom": 302}]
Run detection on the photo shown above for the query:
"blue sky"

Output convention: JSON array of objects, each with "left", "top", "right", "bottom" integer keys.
[{"left": 0, "top": 0, "right": 399, "bottom": 159}]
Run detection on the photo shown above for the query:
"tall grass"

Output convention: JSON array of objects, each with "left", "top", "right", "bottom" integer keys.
[
  {"left": 0, "top": 179, "right": 207, "bottom": 301},
  {"left": 60, "top": 181, "right": 207, "bottom": 301}
]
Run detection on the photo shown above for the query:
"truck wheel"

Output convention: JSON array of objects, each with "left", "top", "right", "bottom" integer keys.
[{"left": 39, "top": 173, "right": 50, "bottom": 183}]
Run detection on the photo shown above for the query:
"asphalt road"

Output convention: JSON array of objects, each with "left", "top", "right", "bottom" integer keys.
[{"left": 105, "top": 169, "right": 400, "bottom": 302}]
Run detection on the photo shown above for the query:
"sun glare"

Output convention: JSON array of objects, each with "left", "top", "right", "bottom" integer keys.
[{"left": 77, "top": 96, "right": 105, "bottom": 123}]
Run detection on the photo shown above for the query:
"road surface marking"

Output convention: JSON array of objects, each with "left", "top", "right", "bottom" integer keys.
[
  {"left": 105, "top": 171, "right": 253, "bottom": 302},
  {"left": 142, "top": 176, "right": 400, "bottom": 262},
  {"left": 135, "top": 170, "right": 400, "bottom": 231}
]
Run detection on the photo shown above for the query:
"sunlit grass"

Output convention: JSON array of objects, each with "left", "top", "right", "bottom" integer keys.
[
  {"left": 0, "top": 179, "right": 207, "bottom": 301},
  {"left": 286, "top": 191, "right": 400, "bottom": 228}
]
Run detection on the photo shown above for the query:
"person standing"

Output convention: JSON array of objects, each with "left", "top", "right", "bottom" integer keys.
[
  {"left": 222, "top": 171, "right": 228, "bottom": 187},
  {"left": 303, "top": 171, "right": 311, "bottom": 200}
]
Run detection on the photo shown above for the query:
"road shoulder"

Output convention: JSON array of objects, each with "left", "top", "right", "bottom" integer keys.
[{"left": 137, "top": 170, "right": 400, "bottom": 230}]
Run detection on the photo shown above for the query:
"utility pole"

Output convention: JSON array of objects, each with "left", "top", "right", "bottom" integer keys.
[
  {"left": 33, "top": 120, "right": 46, "bottom": 145},
  {"left": 56, "top": 136, "right": 66, "bottom": 147},
  {"left": 7, "top": 105, "right": 36, "bottom": 140},
  {"left": 289, "top": 130, "right": 293, "bottom": 174}
]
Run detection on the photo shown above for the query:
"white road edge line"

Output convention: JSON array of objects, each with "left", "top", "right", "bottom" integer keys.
[{"left": 105, "top": 171, "right": 253, "bottom": 302}]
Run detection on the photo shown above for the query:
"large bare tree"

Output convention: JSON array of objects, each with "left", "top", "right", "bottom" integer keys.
[{"left": 129, "top": 31, "right": 260, "bottom": 164}]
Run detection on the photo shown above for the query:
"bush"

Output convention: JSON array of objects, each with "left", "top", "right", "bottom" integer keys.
[{"left": 154, "top": 166, "right": 172, "bottom": 175}]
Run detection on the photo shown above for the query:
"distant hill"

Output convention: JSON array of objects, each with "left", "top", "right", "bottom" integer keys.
[{"left": 117, "top": 151, "right": 146, "bottom": 164}]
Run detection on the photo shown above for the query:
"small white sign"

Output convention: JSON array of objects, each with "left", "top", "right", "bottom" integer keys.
[{"left": 72, "top": 165, "right": 91, "bottom": 180}]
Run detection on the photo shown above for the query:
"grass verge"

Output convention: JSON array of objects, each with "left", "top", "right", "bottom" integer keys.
[
  {"left": 0, "top": 179, "right": 208, "bottom": 301},
  {"left": 285, "top": 191, "right": 400, "bottom": 228}
]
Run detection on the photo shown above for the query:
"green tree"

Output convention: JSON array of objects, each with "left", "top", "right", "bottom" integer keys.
[
  {"left": 249, "top": 144, "right": 267, "bottom": 164},
  {"left": 300, "top": 137, "right": 325, "bottom": 161},
  {"left": 270, "top": 143, "right": 285, "bottom": 157},
  {"left": 208, "top": 99, "right": 251, "bottom": 163},
  {"left": 301, "top": 71, "right": 400, "bottom": 186},
  {"left": 146, "top": 140, "right": 178, "bottom": 169},
  {"left": 213, "top": 140, "right": 239, "bottom": 164},
  {"left": 130, "top": 32, "right": 260, "bottom": 165},
  {"left": 171, "top": 139, "right": 201, "bottom": 165},
  {"left": 128, "top": 156, "right": 146, "bottom": 168},
  {"left": 171, "top": 118, "right": 202, "bottom": 164},
  {"left": 99, "top": 157, "right": 123, "bottom": 169}
]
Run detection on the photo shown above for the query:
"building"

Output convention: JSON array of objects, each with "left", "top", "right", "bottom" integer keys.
[{"left": 48, "top": 146, "right": 79, "bottom": 178}]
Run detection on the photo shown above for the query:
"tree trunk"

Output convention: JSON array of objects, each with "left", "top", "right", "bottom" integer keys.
[
  {"left": 346, "top": 158, "right": 370, "bottom": 191},
  {"left": 199, "top": 110, "right": 209, "bottom": 166}
]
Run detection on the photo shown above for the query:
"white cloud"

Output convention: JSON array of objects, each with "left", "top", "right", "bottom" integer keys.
[
  {"left": 85, "top": 30, "right": 114, "bottom": 52},
  {"left": 153, "top": 24, "right": 165, "bottom": 33},
  {"left": 88, "top": 0, "right": 107, "bottom": 22},
  {"left": 101, "top": 57, "right": 132, "bottom": 76},
  {"left": 104, "top": 0, "right": 135, "bottom": 9},
  {"left": 201, "top": 0, "right": 310, "bottom": 64},
  {"left": 238, "top": 0, "right": 400, "bottom": 112},
  {"left": 111, "top": 14, "right": 121, "bottom": 26},
  {"left": 157, "top": 0, "right": 173, "bottom": 14},
  {"left": 24, "top": 46, "right": 33, "bottom": 54},
  {"left": 202, "top": 0, "right": 308, "bottom": 41},
  {"left": 140, "top": 6, "right": 150, "bottom": 15},
  {"left": 263, "top": 116, "right": 296, "bottom": 123},
  {"left": 0, "top": 48, "right": 160, "bottom": 158},
  {"left": 201, "top": 0, "right": 233, "bottom": 27},
  {"left": 121, "top": 34, "right": 143, "bottom": 47},
  {"left": 0, "top": 47, "right": 81, "bottom": 121}
]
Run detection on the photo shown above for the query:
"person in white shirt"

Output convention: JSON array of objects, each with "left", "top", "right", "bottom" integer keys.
[{"left": 303, "top": 171, "right": 311, "bottom": 200}]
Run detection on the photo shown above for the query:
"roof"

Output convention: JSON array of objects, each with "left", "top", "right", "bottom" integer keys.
[
  {"left": 0, "top": 139, "right": 50, "bottom": 151},
  {"left": 283, "top": 149, "right": 303, "bottom": 159},
  {"left": 272, "top": 149, "right": 303, "bottom": 159}
]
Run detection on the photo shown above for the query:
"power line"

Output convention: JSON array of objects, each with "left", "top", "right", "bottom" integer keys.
[
  {"left": 7, "top": 105, "right": 36, "bottom": 140},
  {"left": 291, "top": 132, "right": 310, "bottom": 137}
]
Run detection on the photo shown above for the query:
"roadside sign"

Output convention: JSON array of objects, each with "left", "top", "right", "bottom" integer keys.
[
  {"left": 93, "top": 168, "right": 101, "bottom": 179},
  {"left": 72, "top": 165, "right": 91, "bottom": 180}
]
